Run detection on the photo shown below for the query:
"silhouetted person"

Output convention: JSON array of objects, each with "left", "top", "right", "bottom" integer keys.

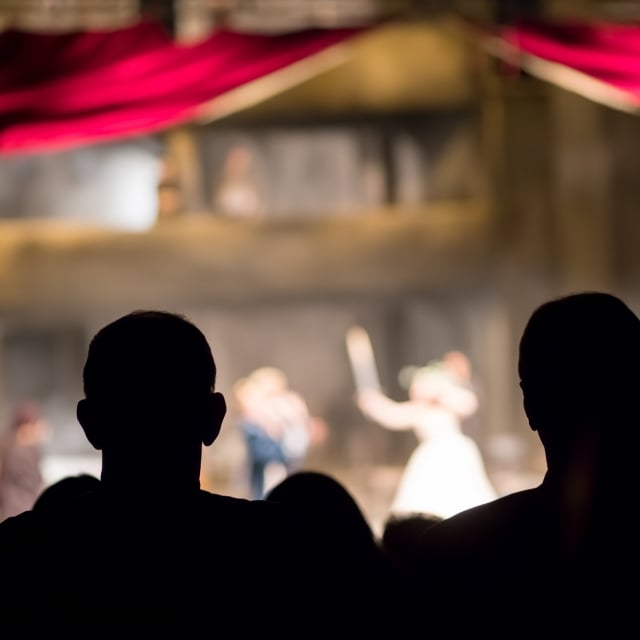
[
  {"left": 380, "top": 511, "right": 442, "bottom": 576},
  {"left": 32, "top": 473, "right": 101, "bottom": 514},
  {"left": 0, "top": 310, "right": 314, "bottom": 633},
  {"left": 265, "top": 471, "right": 408, "bottom": 638},
  {"left": 409, "top": 292, "right": 640, "bottom": 638},
  {"left": 0, "top": 402, "right": 49, "bottom": 521}
]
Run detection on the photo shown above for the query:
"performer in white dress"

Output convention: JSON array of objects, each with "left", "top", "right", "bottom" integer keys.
[{"left": 356, "top": 352, "right": 498, "bottom": 519}]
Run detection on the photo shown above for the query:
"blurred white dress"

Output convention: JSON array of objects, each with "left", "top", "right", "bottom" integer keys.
[
  {"left": 357, "top": 362, "right": 498, "bottom": 520},
  {"left": 390, "top": 406, "right": 497, "bottom": 518}
]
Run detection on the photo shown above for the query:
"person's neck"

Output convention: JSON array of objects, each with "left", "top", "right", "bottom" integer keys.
[
  {"left": 100, "top": 472, "right": 201, "bottom": 493},
  {"left": 99, "top": 447, "right": 202, "bottom": 497}
]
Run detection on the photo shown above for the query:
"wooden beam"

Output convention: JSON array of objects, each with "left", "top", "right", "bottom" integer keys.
[
  {"left": 203, "top": 19, "right": 476, "bottom": 125},
  {"left": 0, "top": 202, "right": 492, "bottom": 317}
]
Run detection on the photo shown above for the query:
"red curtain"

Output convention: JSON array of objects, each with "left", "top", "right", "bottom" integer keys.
[
  {"left": 0, "top": 22, "right": 361, "bottom": 155},
  {"left": 496, "top": 21, "right": 640, "bottom": 109}
]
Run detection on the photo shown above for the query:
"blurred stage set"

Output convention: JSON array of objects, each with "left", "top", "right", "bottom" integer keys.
[{"left": 2, "top": 0, "right": 640, "bottom": 527}]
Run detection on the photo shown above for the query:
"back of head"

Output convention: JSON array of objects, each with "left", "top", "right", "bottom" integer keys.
[
  {"left": 82, "top": 310, "right": 216, "bottom": 436},
  {"left": 266, "top": 471, "right": 375, "bottom": 544},
  {"left": 381, "top": 512, "right": 443, "bottom": 573},
  {"left": 518, "top": 292, "right": 640, "bottom": 441},
  {"left": 265, "top": 470, "right": 400, "bottom": 637},
  {"left": 33, "top": 474, "right": 101, "bottom": 513}
]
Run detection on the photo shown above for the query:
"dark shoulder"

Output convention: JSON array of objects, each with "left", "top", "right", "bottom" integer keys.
[
  {"left": 198, "top": 490, "right": 285, "bottom": 515},
  {"left": 0, "top": 510, "right": 38, "bottom": 541},
  {"left": 0, "top": 510, "right": 51, "bottom": 576},
  {"left": 196, "top": 490, "right": 299, "bottom": 530},
  {"left": 419, "top": 487, "right": 544, "bottom": 551},
  {"left": 0, "top": 497, "right": 100, "bottom": 544},
  {"left": 411, "top": 487, "right": 547, "bottom": 589}
]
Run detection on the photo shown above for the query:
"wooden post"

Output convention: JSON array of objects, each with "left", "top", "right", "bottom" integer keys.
[
  {"left": 605, "top": 107, "right": 640, "bottom": 285},
  {"left": 549, "top": 88, "right": 614, "bottom": 290},
  {"left": 162, "top": 127, "right": 206, "bottom": 214},
  {"left": 157, "top": 0, "right": 218, "bottom": 216}
]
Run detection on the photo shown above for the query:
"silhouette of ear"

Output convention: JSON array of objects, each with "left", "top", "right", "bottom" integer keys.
[
  {"left": 518, "top": 381, "right": 537, "bottom": 432},
  {"left": 77, "top": 399, "right": 104, "bottom": 450},
  {"left": 202, "top": 392, "right": 226, "bottom": 446}
]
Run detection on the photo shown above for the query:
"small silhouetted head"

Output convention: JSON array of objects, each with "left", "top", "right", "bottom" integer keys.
[
  {"left": 266, "top": 471, "right": 375, "bottom": 542},
  {"left": 77, "top": 310, "right": 224, "bottom": 452},
  {"left": 518, "top": 292, "right": 640, "bottom": 450},
  {"left": 33, "top": 474, "right": 101, "bottom": 513}
]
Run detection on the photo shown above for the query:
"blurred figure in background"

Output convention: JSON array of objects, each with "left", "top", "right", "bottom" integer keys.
[
  {"left": 213, "top": 144, "right": 265, "bottom": 219},
  {"left": 357, "top": 351, "right": 497, "bottom": 519},
  {"left": 234, "top": 367, "right": 327, "bottom": 499},
  {"left": 444, "top": 350, "right": 486, "bottom": 447},
  {"left": 0, "top": 402, "right": 50, "bottom": 521}
]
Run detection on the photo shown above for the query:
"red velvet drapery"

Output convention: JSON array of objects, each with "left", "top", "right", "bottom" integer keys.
[
  {"left": 0, "top": 21, "right": 361, "bottom": 155},
  {"left": 7, "top": 18, "right": 638, "bottom": 156},
  {"left": 489, "top": 21, "right": 640, "bottom": 112}
]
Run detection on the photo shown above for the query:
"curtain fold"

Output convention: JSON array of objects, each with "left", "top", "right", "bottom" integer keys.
[
  {"left": 479, "top": 20, "right": 640, "bottom": 113},
  {"left": 0, "top": 21, "right": 362, "bottom": 155}
]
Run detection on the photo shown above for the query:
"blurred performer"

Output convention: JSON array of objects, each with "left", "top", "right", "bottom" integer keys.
[
  {"left": 233, "top": 367, "right": 327, "bottom": 499},
  {"left": 356, "top": 351, "right": 497, "bottom": 519},
  {"left": 443, "top": 350, "right": 484, "bottom": 444},
  {"left": 213, "top": 144, "right": 265, "bottom": 219},
  {"left": 0, "top": 402, "right": 50, "bottom": 521}
]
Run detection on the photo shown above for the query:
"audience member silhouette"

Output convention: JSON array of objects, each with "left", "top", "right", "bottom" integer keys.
[
  {"left": 380, "top": 511, "right": 442, "bottom": 576},
  {"left": 32, "top": 473, "right": 101, "bottom": 514},
  {"left": 410, "top": 291, "right": 640, "bottom": 638},
  {"left": 0, "top": 310, "right": 318, "bottom": 634},
  {"left": 265, "top": 470, "right": 408, "bottom": 638},
  {"left": 266, "top": 470, "right": 376, "bottom": 549}
]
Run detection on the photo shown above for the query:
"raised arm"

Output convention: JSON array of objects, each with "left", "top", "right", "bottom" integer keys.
[{"left": 356, "top": 388, "right": 418, "bottom": 431}]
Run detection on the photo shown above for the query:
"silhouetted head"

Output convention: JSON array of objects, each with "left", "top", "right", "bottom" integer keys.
[
  {"left": 518, "top": 292, "right": 640, "bottom": 462},
  {"left": 76, "top": 311, "right": 226, "bottom": 487},
  {"left": 266, "top": 471, "right": 375, "bottom": 543},
  {"left": 33, "top": 474, "right": 101, "bottom": 513},
  {"left": 265, "top": 470, "right": 389, "bottom": 601},
  {"left": 381, "top": 512, "right": 443, "bottom": 572}
]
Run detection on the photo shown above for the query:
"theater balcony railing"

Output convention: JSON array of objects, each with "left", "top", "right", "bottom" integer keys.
[{"left": 0, "top": 199, "right": 494, "bottom": 317}]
